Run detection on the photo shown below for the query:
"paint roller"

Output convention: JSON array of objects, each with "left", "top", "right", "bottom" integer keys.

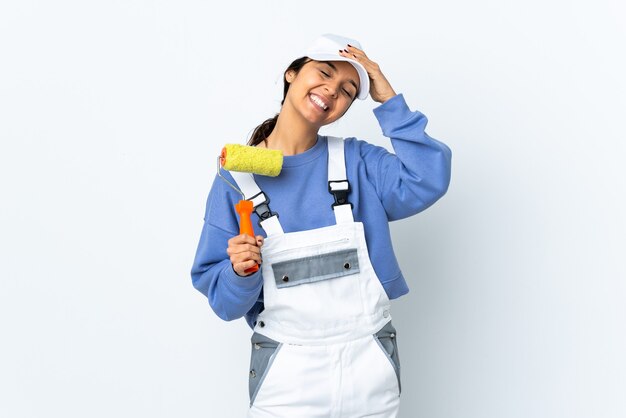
[{"left": 217, "top": 144, "right": 283, "bottom": 273}]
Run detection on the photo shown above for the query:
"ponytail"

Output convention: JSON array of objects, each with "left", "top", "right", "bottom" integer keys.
[{"left": 247, "top": 114, "right": 279, "bottom": 146}]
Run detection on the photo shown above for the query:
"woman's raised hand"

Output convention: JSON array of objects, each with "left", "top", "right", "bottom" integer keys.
[
  {"left": 227, "top": 234, "right": 264, "bottom": 276},
  {"left": 340, "top": 45, "right": 397, "bottom": 103}
]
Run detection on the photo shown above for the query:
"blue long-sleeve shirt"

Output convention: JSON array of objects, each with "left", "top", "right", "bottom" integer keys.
[{"left": 191, "top": 94, "right": 452, "bottom": 328}]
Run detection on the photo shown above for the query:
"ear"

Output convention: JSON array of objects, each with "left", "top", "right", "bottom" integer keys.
[{"left": 285, "top": 70, "right": 296, "bottom": 83}]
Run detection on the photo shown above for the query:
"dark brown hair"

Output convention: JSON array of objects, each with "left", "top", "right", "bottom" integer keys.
[{"left": 247, "top": 57, "right": 311, "bottom": 147}]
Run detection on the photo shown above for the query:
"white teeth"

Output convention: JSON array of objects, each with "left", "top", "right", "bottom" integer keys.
[{"left": 310, "top": 94, "right": 328, "bottom": 110}]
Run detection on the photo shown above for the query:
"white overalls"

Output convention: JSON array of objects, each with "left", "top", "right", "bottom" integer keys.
[{"left": 231, "top": 137, "right": 401, "bottom": 418}]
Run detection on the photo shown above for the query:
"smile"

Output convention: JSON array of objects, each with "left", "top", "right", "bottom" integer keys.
[{"left": 309, "top": 94, "right": 329, "bottom": 111}]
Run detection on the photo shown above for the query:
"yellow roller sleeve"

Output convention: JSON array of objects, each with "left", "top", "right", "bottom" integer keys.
[{"left": 220, "top": 144, "right": 283, "bottom": 177}]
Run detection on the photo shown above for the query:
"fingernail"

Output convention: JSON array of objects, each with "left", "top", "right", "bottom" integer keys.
[
  {"left": 347, "top": 44, "right": 352, "bottom": 47},
  {"left": 338, "top": 49, "right": 343, "bottom": 53},
  {"left": 343, "top": 49, "right": 349, "bottom": 52}
]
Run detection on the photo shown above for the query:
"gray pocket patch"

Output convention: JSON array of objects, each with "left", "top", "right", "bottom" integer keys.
[
  {"left": 249, "top": 332, "right": 282, "bottom": 406},
  {"left": 374, "top": 321, "right": 401, "bottom": 394},
  {"left": 272, "top": 248, "right": 360, "bottom": 289}
]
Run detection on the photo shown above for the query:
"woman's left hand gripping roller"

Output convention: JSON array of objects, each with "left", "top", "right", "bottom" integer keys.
[{"left": 218, "top": 144, "right": 283, "bottom": 274}]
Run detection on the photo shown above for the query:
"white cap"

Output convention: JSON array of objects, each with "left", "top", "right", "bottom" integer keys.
[{"left": 301, "top": 33, "right": 370, "bottom": 100}]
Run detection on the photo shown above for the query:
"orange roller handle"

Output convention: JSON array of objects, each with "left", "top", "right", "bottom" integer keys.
[{"left": 234, "top": 199, "right": 259, "bottom": 274}]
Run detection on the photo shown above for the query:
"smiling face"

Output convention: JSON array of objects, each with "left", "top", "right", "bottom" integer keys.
[{"left": 283, "top": 59, "right": 360, "bottom": 128}]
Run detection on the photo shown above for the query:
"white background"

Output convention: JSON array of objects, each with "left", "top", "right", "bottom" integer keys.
[{"left": 1, "top": 1, "right": 625, "bottom": 417}]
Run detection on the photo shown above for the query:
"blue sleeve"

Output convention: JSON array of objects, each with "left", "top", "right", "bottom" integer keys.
[
  {"left": 362, "top": 93, "right": 452, "bottom": 221},
  {"left": 190, "top": 172, "right": 264, "bottom": 322}
]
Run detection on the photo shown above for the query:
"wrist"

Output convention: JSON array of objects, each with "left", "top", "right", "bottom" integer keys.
[{"left": 377, "top": 91, "right": 397, "bottom": 103}]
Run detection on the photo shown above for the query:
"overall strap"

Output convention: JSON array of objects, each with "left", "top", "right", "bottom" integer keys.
[
  {"left": 327, "top": 136, "right": 354, "bottom": 224},
  {"left": 229, "top": 171, "right": 284, "bottom": 237}
]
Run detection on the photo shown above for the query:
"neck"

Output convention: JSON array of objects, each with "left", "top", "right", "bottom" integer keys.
[{"left": 262, "top": 110, "right": 319, "bottom": 156}]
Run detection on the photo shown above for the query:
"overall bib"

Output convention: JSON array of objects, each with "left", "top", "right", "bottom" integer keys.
[{"left": 231, "top": 137, "right": 401, "bottom": 418}]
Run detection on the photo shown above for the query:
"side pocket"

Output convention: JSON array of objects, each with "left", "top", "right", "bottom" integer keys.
[
  {"left": 248, "top": 332, "right": 282, "bottom": 406},
  {"left": 373, "top": 321, "right": 401, "bottom": 394}
]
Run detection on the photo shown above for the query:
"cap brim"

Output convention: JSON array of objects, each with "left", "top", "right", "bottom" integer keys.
[{"left": 305, "top": 53, "right": 370, "bottom": 100}]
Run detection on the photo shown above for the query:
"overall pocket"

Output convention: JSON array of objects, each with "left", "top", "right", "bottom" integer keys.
[
  {"left": 264, "top": 238, "right": 366, "bottom": 321},
  {"left": 373, "top": 321, "right": 401, "bottom": 394},
  {"left": 248, "top": 332, "right": 282, "bottom": 406}
]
